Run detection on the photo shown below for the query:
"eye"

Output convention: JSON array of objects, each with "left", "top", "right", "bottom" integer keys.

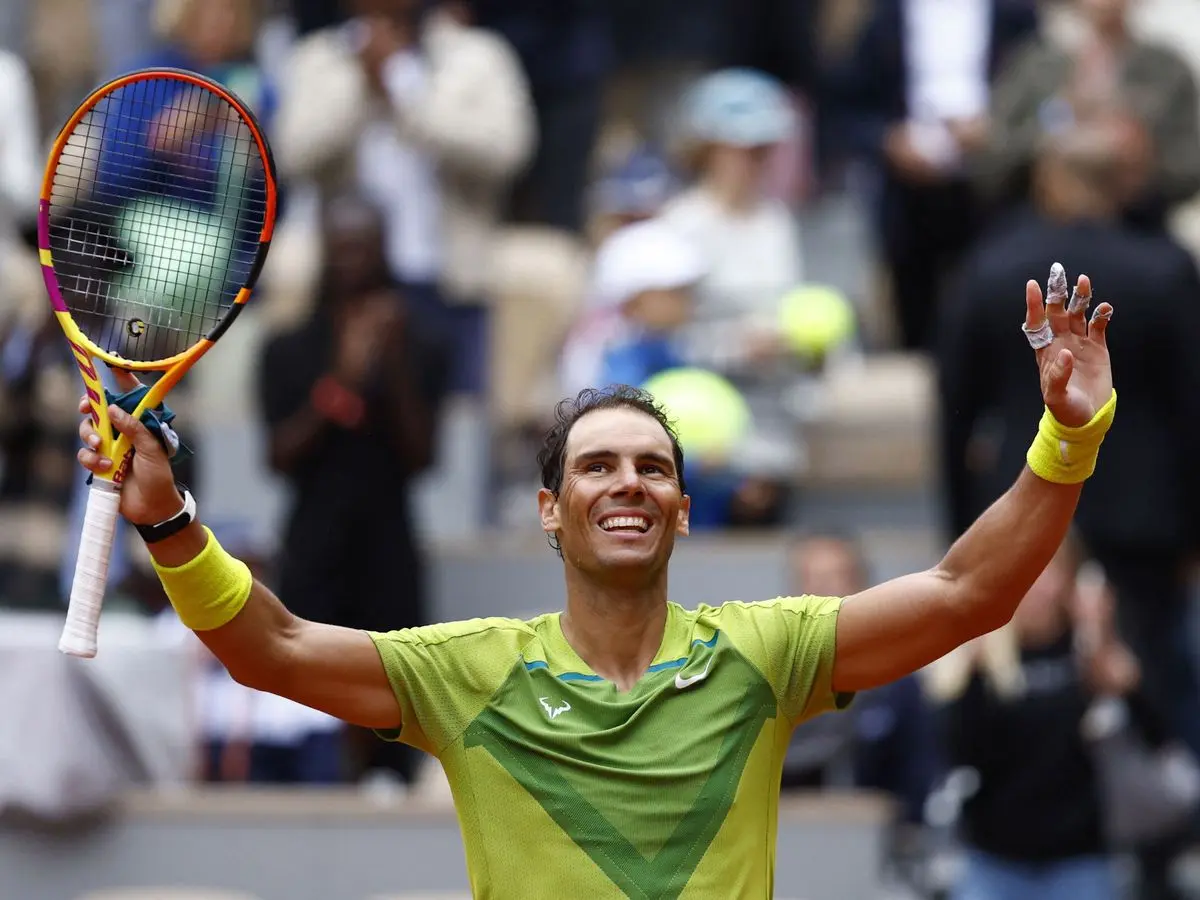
[
  {"left": 640, "top": 464, "right": 665, "bottom": 476},
  {"left": 586, "top": 462, "right": 608, "bottom": 474}
]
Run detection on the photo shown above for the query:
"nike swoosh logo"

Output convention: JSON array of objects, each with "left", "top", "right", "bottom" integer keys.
[{"left": 675, "top": 658, "right": 713, "bottom": 690}]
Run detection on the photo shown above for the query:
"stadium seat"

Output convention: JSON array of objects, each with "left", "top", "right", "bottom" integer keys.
[{"left": 76, "top": 889, "right": 263, "bottom": 900}]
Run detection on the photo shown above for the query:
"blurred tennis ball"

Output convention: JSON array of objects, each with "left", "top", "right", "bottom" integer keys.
[
  {"left": 779, "top": 284, "right": 856, "bottom": 360},
  {"left": 642, "top": 367, "right": 751, "bottom": 462}
]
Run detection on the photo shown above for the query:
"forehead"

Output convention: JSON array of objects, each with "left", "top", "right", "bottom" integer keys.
[{"left": 565, "top": 407, "right": 674, "bottom": 461}]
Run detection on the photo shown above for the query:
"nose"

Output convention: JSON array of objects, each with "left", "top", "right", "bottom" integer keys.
[{"left": 609, "top": 460, "right": 646, "bottom": 497}]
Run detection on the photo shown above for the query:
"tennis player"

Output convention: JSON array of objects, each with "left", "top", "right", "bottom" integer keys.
[{"left": 76, "top": 264, "right": 1115, "bottom": 898}]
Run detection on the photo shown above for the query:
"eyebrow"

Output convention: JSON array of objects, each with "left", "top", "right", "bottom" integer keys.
[{"left": 572, "top": 449, "right": 677, "bottom": 471}]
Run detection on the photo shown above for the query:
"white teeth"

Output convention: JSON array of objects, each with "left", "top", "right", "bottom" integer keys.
[{"left": 600, "top": 516, "right": 649, "bottom": 532}]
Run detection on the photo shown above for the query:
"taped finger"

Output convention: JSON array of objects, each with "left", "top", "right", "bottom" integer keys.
[
  {"left": 1046, "top": 262, "right": 1069, "bottom": 307},
  {"left": 1068, "top": 285, "right": 1092, "bottom": 315},
  {"left": 1022, "top": 319, "right": 1055, "bottom": 350}
]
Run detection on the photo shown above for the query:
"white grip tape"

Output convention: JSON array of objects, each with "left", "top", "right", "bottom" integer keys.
[{"left": 58, "top": 483, "right": 122, "bottom": 658}]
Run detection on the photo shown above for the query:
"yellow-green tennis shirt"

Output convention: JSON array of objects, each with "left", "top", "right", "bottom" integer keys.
[{"left": 369, "top": 596, "right": 851, "bottom": 900}]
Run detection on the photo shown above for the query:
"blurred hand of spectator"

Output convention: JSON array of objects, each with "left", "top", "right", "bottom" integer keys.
[
  {"left": 947, "top": 115, "right": 990, "bottom": 155},
  {"left": 334, "top": 290, "right": 403, "bottom": 387},
  {"left": 354, "top": 15, "right": 416, "bottom": 93},
  {"left": 1072, "top": 564, "right": 1141, "bottom": 696},
  {"left": 883, "top": 122, "right": 949, "bottom": 185}
]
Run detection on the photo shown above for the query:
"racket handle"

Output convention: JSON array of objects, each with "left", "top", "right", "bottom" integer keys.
[{"left": 59, "top": 481, "right": 122, "bottom": 658}]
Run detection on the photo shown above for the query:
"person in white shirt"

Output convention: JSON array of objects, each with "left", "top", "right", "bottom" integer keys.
[
  {"left": 661, "top": 67, "right": 805, "bottom": 363},
  {"left": 274, "top": 0, "right": 536, "bottom": 395},
  {"left": 659, "top": 68, "right": 809, "bottom": 526}
]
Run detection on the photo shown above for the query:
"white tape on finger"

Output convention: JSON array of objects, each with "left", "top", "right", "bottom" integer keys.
[
  {"left": 58, "top": 482, "right": 121, "bottom": 658},
  {"left": 1022, "top": 320, "right": 1055, "bottom": 350},
  {"left": 1068, "top": 287, "right": 1092, "bottom": 315}
]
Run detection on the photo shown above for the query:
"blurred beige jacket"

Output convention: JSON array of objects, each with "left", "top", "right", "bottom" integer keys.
[{"left": 273, "top": 11, "right": 536, "bottom": 304}]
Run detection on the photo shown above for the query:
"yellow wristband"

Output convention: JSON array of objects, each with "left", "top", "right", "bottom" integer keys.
[
  {"left": 152, "top": 526, "right": 253, "bottom": 631},
  {"left": 1026, "top": 389, "right": 1117, "bottom": 485}
]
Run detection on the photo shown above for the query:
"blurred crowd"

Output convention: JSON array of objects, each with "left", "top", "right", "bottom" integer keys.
[{"left": 4, "top": 0, "right": 1200, "bottom": 898}]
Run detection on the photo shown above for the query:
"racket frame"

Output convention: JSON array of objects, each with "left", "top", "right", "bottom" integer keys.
[{"left": 40, "top": 68, "right": 277, "bottom": 657}]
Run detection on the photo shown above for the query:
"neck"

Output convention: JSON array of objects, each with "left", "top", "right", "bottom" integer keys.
[
  {"left": 700, "top": 172, "right": 759, "bottom": 215},
  {"left": 560, "top": 573, "right": 669, "bottom": 691},
  {"left": 1090, "top": 18, "right": 1128, "bottom": 47}
]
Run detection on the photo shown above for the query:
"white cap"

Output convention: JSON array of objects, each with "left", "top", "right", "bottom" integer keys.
[{"left": 589, "top": 219, "right": 707, "bottom": 310}]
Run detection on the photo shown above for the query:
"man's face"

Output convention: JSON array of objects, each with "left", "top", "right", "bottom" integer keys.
[
  {"left": 323, "top": 213, "right": 386, "bottom": 294},
  {"left": 539, "top": 407, "right": 690, "bottom": 584},
  {"left": 790, "top": 539, "right": 863, "bottom": 598}
]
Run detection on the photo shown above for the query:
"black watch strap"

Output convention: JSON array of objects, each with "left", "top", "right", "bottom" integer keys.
[{"left": 135, "top": 486, "right": 197, "bottom": 544}]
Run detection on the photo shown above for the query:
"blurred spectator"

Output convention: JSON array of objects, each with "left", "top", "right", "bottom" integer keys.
[
  {"left": 979, "top": 0, "right": 1200, "bottom": 229},
  {"left": 275, "top": 0, "right": 535, "bottom": 396},
  {"left": 139, "top": 0, "right": 276, "bottom": 114},
  {"left": 94, "top": 0, "right": 160, "bottom": 76},
  {"left": 783, "top": 531, "right": 941, "bottom": 831},
  {"left": 79, "top": 0, "right": 274, "bottom": 224},
  {"left": 257, "top": 193, "right": 449, "bottom": 784},
  {"left": 586, "top": 144, "right": 680, "bottom": 245},
  {"left": 928, "top": 537, "right": 1152, "bottom": 900},
  {"left": 472, "top": 0, "right": 613, "bottom": 234},
  {"left": 0, "top": 51, "right": 39, "bottom": 252},
  {"left": 938, "top": 110, "right": 1200, "bottom": 899},
  {"left": 663, "top": 68, "right": 804, "bottom": 334},
  {"left": 560, "top": 218, "right": 704, "bottom": 399},
  {"left": 826, "top": 0, "right": 1038, "bottom": 351},
  {"left": 660, "top": 67, "right": 809, "bottom": 526},
  {"left": 0, "top": 318, "right": 79, "bottom": 610},
  {"left": 0, "top": 53, "right": 62, "bottom": 610},
  {"left": 558, "top": 219, "right": 744, "bottom": 529}
]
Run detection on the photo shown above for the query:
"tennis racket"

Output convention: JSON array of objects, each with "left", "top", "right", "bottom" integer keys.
[{"left": 41, "top": 68, "right": 277, "bottom": 658}]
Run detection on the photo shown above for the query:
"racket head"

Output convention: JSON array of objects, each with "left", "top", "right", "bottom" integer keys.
[{"left": 39, "top": 67, "right": 276, "bottom": 479}]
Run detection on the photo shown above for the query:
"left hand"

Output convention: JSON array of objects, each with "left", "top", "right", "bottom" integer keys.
[{"left": 1023, "top": 263, "right": 1114, "bottom": 427}]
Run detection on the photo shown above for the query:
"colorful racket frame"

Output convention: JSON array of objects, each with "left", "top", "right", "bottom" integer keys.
[{"left": 41, "top": 67, "right": 277, "bottom": 657}]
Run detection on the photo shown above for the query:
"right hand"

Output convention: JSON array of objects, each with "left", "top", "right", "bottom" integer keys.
[
  {"left": 76, "top": 369, "right": 184, "bottom": 527},
  {"left": 883, "top": 122, "right": 944, "bottom": 184}
]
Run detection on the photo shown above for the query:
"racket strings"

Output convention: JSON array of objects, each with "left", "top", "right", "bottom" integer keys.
[{"left": 47, "top": 75, "right": 268, "bottom": 363}]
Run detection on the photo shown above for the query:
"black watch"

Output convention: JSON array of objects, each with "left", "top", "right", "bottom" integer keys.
[{"left": 135, "top": 486, "right": 197, "bottom": 544}]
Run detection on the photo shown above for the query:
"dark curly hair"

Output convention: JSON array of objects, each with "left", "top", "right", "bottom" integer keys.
[{"left": 536, "top": 387, "right": 687, "bottom": 554}]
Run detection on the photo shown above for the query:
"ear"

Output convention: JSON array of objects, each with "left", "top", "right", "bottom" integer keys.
[
  {"left": 676, "top": 494, "right": 691, "bottom": 537},
  {"left": 538, "top": 488, "right": 561, "bottom": 535}
]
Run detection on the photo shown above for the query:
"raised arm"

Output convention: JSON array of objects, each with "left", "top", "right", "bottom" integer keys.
[
  {"left": 832, "top": 265, "right": 1116, "bottom": 694},
  {"left": 76, "top": 376, "right": 400, "bottom": 730}
]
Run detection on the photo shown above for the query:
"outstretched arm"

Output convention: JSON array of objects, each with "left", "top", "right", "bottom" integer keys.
[
  {"left": 832, "top": 266, "right": 1115, "bottom": 694},
  {"left": 76, "top": 373, "right": 400, "bottom": 730}
]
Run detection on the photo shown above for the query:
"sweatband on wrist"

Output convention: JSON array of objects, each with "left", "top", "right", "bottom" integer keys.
[
  {"left": 152, "top": 526, "right": 253, "bottom": 631},
  {"left": 1026, "top": 390, "right": 1117, "bottom": 484}
]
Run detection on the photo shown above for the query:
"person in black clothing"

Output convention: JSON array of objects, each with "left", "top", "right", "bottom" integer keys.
[
  {"left": 937, "top": 108, "right": 1200, "bottom": 899},
  {"left": 824, "top": 0, "right": 1038, "bottom": 351},
  {"left": 257, "top": 192, "right": 449, "bottom": 783},
  {"left": 935, "top": 537, "right": 1142, "bottom": 900}
]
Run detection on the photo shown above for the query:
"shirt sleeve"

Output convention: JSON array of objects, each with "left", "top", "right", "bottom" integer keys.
[
  {"left": 368, "top": 619, "right": 535, "bottom": 755},
  {"left": 714, "top": 596, "right": 853, "bottom": 724}
]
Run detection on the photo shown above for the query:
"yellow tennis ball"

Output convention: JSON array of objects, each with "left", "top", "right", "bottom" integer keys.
[
  {"left": 779, "top": 284, "right": 856, "bottom": 358},
  {"left": 642, "top": 367, "right": 751, "bottom": 460}
]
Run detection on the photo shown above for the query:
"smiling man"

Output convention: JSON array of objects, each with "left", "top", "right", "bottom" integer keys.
[{"left": 76, "top": 263, "right": 1115, "bottom": 898}]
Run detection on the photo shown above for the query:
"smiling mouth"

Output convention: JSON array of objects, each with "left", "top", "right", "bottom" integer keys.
[{"left": 598, "top": 515, "right": 651, "bottom": 534}]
